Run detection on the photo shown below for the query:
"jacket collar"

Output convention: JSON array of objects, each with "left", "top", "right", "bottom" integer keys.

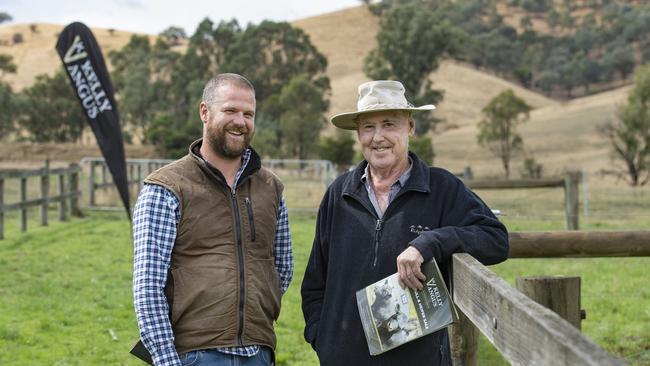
[
  {"left": 188, "top": 138, "right": 262, "bottom": 187},
  {"left": 343, "top": 151, "right": 431, "bottom": 198}
]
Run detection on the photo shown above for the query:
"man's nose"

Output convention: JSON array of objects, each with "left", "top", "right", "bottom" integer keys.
[
  {"left": 372, "top": 128, "right": 385, "bottom": 142},
  {"left": 231, "top": 112, "right": 246, "bottom": 125}
]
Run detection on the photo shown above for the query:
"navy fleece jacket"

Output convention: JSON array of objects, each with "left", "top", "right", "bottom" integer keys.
[{"left": 301, "top": 152, "right": 508, "bottom": 366}]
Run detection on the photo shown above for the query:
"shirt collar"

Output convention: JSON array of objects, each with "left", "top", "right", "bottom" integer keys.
[{"left": 360, "top": 157, "right": 413, "bottom": 187}]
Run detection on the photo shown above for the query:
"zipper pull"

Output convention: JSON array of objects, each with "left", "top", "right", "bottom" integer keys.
[{"left": 375, "top": 219, "right": 383, "bottom": 231}]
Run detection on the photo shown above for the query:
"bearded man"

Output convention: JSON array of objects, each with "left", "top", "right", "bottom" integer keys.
[{"left": 133, "top": 73, "right": 293, "bottom": 366}]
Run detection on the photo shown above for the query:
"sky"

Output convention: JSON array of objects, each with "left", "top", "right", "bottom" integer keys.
[{"left": 0, "top": 0, "right": 361, "bottom": 34}]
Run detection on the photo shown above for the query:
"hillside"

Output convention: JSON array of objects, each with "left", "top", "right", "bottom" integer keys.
[
  {"left": 0, "top": 6, "right": 639, "bottom": 183},
  {"left": 0, "top": 23, "right": 155, "bottom": 90}
]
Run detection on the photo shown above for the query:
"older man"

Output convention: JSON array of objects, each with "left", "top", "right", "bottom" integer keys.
[
  {"left": 133, "top": 73, "right": 293, "bottom": 366},
  {"left": 301, "top": 80, "right": 508, "bottom": 366}
]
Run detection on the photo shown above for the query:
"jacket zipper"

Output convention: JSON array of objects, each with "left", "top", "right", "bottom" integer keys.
[
  {"left": 231, "top": 191, "right": 246, "bottom": 346},
  {"left": 373, "top": 219, "right": 383, "bottom": 267},
  {"left": 244, "top": 197, "right": 256, "bottom": 242}
]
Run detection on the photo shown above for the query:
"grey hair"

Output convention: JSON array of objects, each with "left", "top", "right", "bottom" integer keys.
[{"left": 201, "top": 73, "right": 256, "bottom": 106}]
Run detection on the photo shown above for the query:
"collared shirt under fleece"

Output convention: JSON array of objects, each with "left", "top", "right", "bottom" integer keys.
[
  {"left": 361, "top": 158, "right": 412, "bottom": 217},
  {"left": 133, "top": 148, "right": 293, "bottom": 366}
]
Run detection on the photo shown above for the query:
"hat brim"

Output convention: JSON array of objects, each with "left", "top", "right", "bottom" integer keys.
[{"left": 330, "top": 105, "right": 436, "bottom": 130}]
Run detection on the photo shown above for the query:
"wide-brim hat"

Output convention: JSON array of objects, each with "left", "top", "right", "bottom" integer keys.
[{"left": 330, "top": 80, "right": 435, "bottom": 130}]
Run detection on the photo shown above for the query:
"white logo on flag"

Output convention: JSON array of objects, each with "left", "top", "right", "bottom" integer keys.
[{"left": 63, "top": 35, "right": 88, "bottom": 63}]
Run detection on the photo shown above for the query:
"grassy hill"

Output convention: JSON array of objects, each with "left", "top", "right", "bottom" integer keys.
[
  {"left": 293, "top": 5, "right": 629, "bottom": 182},
  {"left": 0, "top": 23, "right": 156, "bottom": 90},
  {"left": 0, "top": 5, "right": 641, "bottom": 184}
]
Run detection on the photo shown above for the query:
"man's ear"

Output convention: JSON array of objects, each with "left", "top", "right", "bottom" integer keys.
[
  {"left": 199, "top": 102, "right": 209, "bottom": 124},
  {"left": 408, "top": 116, "right": 415, "bottom": 136}
]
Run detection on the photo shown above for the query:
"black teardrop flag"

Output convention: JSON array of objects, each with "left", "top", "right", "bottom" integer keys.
[{"left": 55, "top": 22, "right": 131, "bottom": 221}]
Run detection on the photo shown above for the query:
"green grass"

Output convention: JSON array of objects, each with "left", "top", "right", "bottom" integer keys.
[{"left": 0, "top": 207, "right": 648, "bottom": 365}]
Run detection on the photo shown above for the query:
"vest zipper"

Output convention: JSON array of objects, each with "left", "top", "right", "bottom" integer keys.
[
  {"left": 231, "top": 191, "right": 246, "bottom": 346},
  {"left": 373, "top": 219, "right": 383, "bottom": 267},
  {"left": 244, "top": 197, "right": 256, "bottom": 242}
]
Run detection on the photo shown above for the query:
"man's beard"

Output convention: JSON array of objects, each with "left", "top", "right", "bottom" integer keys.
[{"left": 206, "top": 123, "right": 253, "bottom": 159}]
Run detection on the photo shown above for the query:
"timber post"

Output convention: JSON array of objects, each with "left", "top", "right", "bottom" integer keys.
[
  {"left": 450, "top": 309, "right": 479, "bottom": 366},
  {"left": 40, "top": 160, "right": 49, "bottom": 226},
  {"left": 516, "top": 276, "right": 583, "bottom": 330},
  {"left": 564, "top": 171, "right": 581, "bottom": 230}
]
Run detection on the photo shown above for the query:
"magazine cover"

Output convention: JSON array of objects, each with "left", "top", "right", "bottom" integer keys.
[{"left": 356, "top": 260, "right": 457, "bottom": 355}]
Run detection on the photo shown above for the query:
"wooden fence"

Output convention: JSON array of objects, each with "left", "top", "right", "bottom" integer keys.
[
  {"left": 451, "top": 230, "right": 650, "bottom": 365},
  {"left": 84, "top": 157, "right": 170, "bottom": 208},
  {"left": 463, "top": 171, "right": 582, "bottom": 230},
  {"left": 0, "top": 162, "right": 82, "bottom": 239},
  {"left": 81, "top": 157, "right": 338, "bottom": 211}
]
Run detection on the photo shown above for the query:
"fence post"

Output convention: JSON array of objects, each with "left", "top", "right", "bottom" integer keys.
[
  {"left": 136, "top": 163, "right": 142, "bottom": 193},
  {"left": 128, "top": 163, "right": 134, "bottom": 196},
  {"left": 89, "top": 160, "right": 96, "bottom": 207},
  {"left": 58, "top": 174, "right": 67, "bottom": 221},
  {"left": 564, "top": 171, "right": 580, "bottom": 230},
  {"left": 516, "top": 276, "right": 583, "bottom": 329},
  {"left": 20, "top": 177, "right": 27, "bottom": 232},
  {"left": 0, "top": 178, "right": 4, "bottom": 239},
  {"left": 101, "top": 162, "right": 107, "bottom": 185},
  {"left": 450, "top": 309, "right": 479, "bottom": 366},
  {"left": 69, "top": 163, "right": 81, "bottom": 217},
  {"left": 463, "top": 166, "right": 474, "bottom": 180},
  {"left": 40, "top": 160, "right": 49, "bottom": 226}
]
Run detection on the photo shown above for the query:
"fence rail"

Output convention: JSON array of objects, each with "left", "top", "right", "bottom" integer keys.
[
  {"left": 509, "top": 230, "right": 650, "bottom": 257},
  {"left": 463, "top": 171, "right": 581, "bottom": 230},
  {"left": 0, "top": 162, "right": 82, "bottom": 239},
  {"left": 451, "top": 230, "right": 650, "bottom": 365},
  {"left": 452, "top": 253, "right": 624, "bottom": 365}
]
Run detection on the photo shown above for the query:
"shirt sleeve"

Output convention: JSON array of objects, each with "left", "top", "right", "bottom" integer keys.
[
  {"left": 133, "top": 184, "right": 182, "bottom": 366},
  {"left": 273, "top": 196, "right": 294, "bottom": 294}
]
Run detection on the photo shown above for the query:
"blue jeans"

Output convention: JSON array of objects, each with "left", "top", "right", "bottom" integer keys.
[{"left": 179, "top": 347, "right": 274, "bottom": 366}]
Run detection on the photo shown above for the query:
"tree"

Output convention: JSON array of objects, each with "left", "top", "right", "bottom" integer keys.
[
  {"left": 477, "top": 89, "right": 531, "bottom": 178},
  {"left": 109, "top": 35, "right": 160, "bottom": 138},
  {"left": 223, "top": 21, "right": 329, "bottom": 103},
  {"left": 409, "top": 135, "right": 435, "bottom": 165},
  {"left": 0, "top": 54, "right": 17, "bottom": 79},
  {"left": 363, "top": 3, "right": 457, "bottom": 134},
  {"left": 146, "top": 113, "right": 201, "bottom": 158},
  {"left": 108, "top": 18, "right": 331, "bottom": 158},
  {"left": 606, "top": 43, "right": 635, "bottom": 80},
  {"left": 0, "top": 12, "right": 11, "bottom": 24},
  {"left": 222, "top": 20, "right": 330, "bottom": 155},
  {"left": 0, "top": 81, "right": 15, "bottom": 139},
  {"left": 12, "top": 33, "right": 23, "bottom": 44},
  {"left": 0, "top": 54, "right": 16, "bottom": 139},
  {"left": 159, "top": 26, "right": 186, "bottom": 46},
  {"left": 18, "top": 71, "right": 86, "bottom": 142},
  {"left": 277, "top": 75, "right": 328, "bottom": 160},
  {"left": 600, "top": 65, "right": 650, "bottom": 186},
  {"left": 521, "top": 0, "right": 551, "bottom": 12},
  {"left": 319, "top": 131, "right": 356, "bottom": 171}
]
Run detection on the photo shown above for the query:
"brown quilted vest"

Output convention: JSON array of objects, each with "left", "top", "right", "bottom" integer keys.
[{"left": 144, "top": 140, "right": 284, "bottom": 355}]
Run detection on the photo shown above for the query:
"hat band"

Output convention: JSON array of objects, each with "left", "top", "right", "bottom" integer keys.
[{"left": 359, "top": 102, "right": 415, "bottom": 111}]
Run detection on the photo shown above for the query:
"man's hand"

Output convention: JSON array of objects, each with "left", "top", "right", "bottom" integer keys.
[{"left": 396, "top": 246, "right": 425, "bottom": 290}]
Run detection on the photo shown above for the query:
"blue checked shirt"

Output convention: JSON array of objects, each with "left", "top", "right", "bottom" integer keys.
[{"left": 133, "top": 149, "right": 293, "bottom": 366}]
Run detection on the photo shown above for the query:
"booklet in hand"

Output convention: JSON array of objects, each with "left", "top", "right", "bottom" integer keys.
[{"left": 356, "top": 260, "right": 458, "bottom": 355}]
